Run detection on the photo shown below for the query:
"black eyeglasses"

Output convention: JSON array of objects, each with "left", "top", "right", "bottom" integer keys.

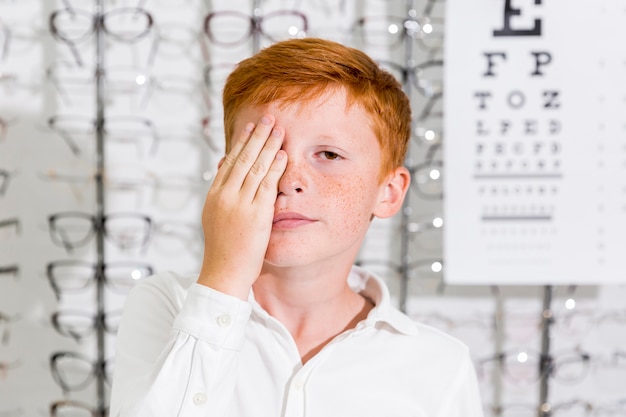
[
  {"left": 200, "top": 115, "right": 226, "bottom": 153},
  {"left": 378, "top": 59, "right": 443, "bottom": 98},
  {"left": 133, "top": 0, "right": 196, "bottom": 7},
  {"left": 484, "top": 403, "right": 539, "bottom": 417},
  {"left": 0, "top": 116, "right": 17, "bottom": 142},
  {"left": 46, "top": 260, "right": 153, "bottom": 300},
  {"left": 46, "top": 114, "right": 161, "bottom": 157},
  {"left": 550, "top": 400, "right": 595, "bottom": 417},
  {"left": 39, "top": 166, "right": 145, "bottom": 204},
  {"left": 40, "top": 164, "right": 209, "bottom": 209},
  {"left": 408, "top": 159, "right": 443, "bottom": 200},
  {"left": 0, "top": 358, "right": 21, "bottom": 379},
  {"left": 149, "top": 173, "right": 211, "bottom": 212},
  {"left": 152, "top": 220, "right": 203, "bottom": 256},
  {"left": 49, "top": 7, "right": 155, "bottom": 67},
  {"left": 419, "top": 0, "right": 446, "bottom": 18},
  {"left": 51, "top": 309, "right": 122, "bottom": 342},
  {"left": 45, "top": 60, "right": 150, "bottom": 106},
  {"left": 151, "top": 21, "right": 204, "bottom": 61},
  {"left": 50, "top": 351, "right": 113, "bottom": 393},
  {"left": 48, "top": 211, "right": 152, "bottom": 254},
  {"left": 140, "top": 73, "right": 209, "bottom": 111},
  {"left": 0, "top": 311, "right": 20, "bottom": 345},
  {"left": 405, "top": 213, "right": 444, "bottom": 252},
  {"left": 416, "top": 95, "right": 443, "bottom": 123},
  {"left": 476, "top": 348, "right": 591, "bottom": 387},
  {"left": 411, "top": 123, "right": 442, "bottom": 149},
  {"left": 203, "top": 10, "right": 308, "bottom": 47},
  {"left": 355, "top": 257, "right": 446, "bottom": 297},
  {"left": 0, "top": 19, "right": 45, "bottom": 62},
  {"left": 597, "top": 399, "right": 626, "bottom": 417},
  {"left": 355, "top": 258, "right": 444, "bottom": 279},
  {"left": 202, "top": 61, "right": 236, "bottom": 94},
  {"left": 0, "top": 217, "right": 20, "bottom": 239},
  {"left": 50, "top": 399, "right": 107, "bottom": 417},
  {"left": 0, "top": 21, "right": 8, "bottom": 61},
  {"left": 0, "top": 264, "right": 19, "bottom": 280},
  {"left": 0, "top": 72, "right": 18, "bottom": 95},
  {"left": 352, "top": 14, "right": 444, "bottom": 51},
  {"left": 0, "top": 169, "right": 16, "bottom": 197}
]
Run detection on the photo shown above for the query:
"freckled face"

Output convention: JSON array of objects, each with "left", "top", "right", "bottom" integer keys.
[{"left": 232, "top": 89, "right": 387, "bottom": 269}]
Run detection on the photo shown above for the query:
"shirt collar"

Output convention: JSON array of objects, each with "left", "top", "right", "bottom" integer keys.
[
  {"left": 248, "top": 265, "right": 419, "bottom": 337},
  {"left": 348, "top": 265, "right": 419, "bottom": 336}
]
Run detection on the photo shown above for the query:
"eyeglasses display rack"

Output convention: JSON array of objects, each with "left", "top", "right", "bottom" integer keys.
[
  {"left": 397, "top": 0, "right": 413, "bottom": 314},
  {"left": 539, "top": 285, "right": 552, "bottom": 416},
  {"left": 93, "top": 0, "right": 107, "bottom": 412},
  {"left": 45, "top": 0, "right": 111, "bottom": 413}
]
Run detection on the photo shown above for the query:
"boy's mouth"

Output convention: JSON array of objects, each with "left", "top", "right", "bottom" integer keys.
[{"left": 272, "top": 212, "right": 315, "bottom": 229}]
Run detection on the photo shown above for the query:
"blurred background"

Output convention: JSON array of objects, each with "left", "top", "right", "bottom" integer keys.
[{"left": 1, "top": 0, "right": 625, "bottom": 416}]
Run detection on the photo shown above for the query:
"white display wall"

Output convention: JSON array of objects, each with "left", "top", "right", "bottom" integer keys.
[{"left": 0, "top": 1, "right": 625, "bottom": 416}]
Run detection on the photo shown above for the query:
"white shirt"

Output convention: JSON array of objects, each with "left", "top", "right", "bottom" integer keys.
[{"left": 109, "top": 266, "right": 484, "bottom": 417}]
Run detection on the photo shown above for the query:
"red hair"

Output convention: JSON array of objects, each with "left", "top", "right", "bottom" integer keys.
[{"left": 222, "top": 38, "right": 411, "bottom": 180}]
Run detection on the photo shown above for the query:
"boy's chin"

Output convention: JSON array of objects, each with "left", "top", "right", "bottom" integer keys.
[
  {"left": 263, "top": 244, "right": 310, "bottom": 269},
  {"left": 262, "top": 254, "right": 303, "bottom": 269}
]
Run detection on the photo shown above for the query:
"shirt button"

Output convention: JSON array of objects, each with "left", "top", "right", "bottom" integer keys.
[
  {"left": 216, "top": 314, "right": 232, "bottom": 327},
  {"left": 193, "top": 392, "right": 207, "bottom": 405}
]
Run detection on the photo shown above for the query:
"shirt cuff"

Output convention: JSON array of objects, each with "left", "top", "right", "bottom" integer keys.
[{"left": 172, "top": 283, "right": 252, "bottom": 350}]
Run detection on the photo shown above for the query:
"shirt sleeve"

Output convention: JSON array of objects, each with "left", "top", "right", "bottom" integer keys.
[
  {"left": 109, "top": 277, "right": 252, "bottom": 417},
  {"left": 437, "top": 350, "right": 485, "bottom": 417}
]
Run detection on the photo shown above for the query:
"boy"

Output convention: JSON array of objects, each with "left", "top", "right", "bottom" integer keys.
[{"left": 109, "top": 38, "right": 483, "bottom": 417}]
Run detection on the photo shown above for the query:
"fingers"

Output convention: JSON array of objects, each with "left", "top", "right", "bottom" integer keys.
[
  {"left": 227, "top": 115, "right": 277, "bottom": 182},
  {"left": 239, "top": 127, "right": 285, "bottom": 201},
  {"left": 223, "top": 116, "right": 266, "bottom": 180},
  {"left": 252, "top": 149, "right": 288, "bottom": 205},
  {"left": 212, "top": 114, "right": 286, "bottom": 202},
  {"left": 214, "top": 115, "right": 278, "bottom": 186}
]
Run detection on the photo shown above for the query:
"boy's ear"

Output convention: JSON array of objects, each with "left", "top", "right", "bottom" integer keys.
[{"left": 372, "top": 166, "right": 411, "bottom": 219}]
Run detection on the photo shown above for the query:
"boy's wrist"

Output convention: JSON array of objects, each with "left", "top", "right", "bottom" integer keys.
[{"left": 196, "top": 269, "right": 251, "bottom": 301}]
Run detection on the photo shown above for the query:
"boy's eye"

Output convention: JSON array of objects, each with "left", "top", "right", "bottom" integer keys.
[{"left": 321, "top": 151, "right": 341, "bottom": 160}]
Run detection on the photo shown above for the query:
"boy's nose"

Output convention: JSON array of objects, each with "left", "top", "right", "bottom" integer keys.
[{"left": 277, "top": 160, "right": 305, "bottom": 196}]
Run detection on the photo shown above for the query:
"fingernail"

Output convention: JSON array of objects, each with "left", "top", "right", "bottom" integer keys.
[
  {"left": 261, "top": 116, "right": 271, "bottom": 125},
  {"left": 271, "top": 128, "right": 282, "bottom": 137},
  {"left": 275, "top": 150, "right": 285, "bottom": 160}
]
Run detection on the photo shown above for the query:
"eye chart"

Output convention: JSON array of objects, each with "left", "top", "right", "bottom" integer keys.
[{"left": 443, "top": 0, "right": 626, "bottom": 285}]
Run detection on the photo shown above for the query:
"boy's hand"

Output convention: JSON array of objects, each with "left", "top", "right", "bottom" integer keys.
[{"left": 197, "top": 115, "right": 287, "bottom": 300}]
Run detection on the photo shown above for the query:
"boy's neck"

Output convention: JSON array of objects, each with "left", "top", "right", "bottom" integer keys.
[{"left": 253, "top": 264, "right": 374, "bottom": 364}]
